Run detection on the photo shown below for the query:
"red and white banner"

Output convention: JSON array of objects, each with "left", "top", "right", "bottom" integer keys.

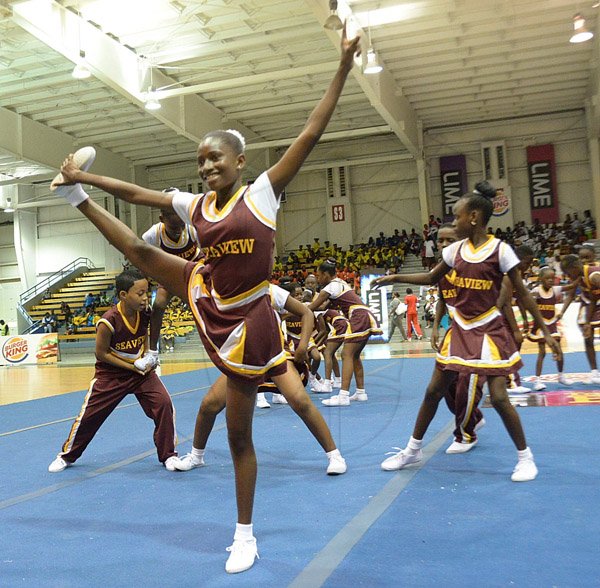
[
  {"left": 527, "top": 144, "right": 559, "bottom": 224},
  {"left": 0, "top": 333, "right": 59, "bottom": 366}
]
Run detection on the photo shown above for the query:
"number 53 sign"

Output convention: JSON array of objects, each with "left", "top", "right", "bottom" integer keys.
[{"left": 332, "top": 204, "right": 345, "bottom": 222}]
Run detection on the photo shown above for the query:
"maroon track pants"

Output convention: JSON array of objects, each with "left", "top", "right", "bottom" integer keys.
[
  {"left": 445, "top": 372, "right": 485, "bottom": 443},
  {"left": 59, "top": 371, "right": 177, "bottom": 464}
]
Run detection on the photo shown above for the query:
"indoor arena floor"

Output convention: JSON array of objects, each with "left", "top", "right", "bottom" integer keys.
[{"left": 1, "top": 341, "right": 599, "bottom": 587}]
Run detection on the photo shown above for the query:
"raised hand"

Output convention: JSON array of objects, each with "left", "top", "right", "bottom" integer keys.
[{"left": 339, "top": 21, "right": 361, "bottom": 71}]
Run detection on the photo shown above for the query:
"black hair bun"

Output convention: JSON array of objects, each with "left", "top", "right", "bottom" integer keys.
[
  {"left": 325, "top": 257, "right": 337, "bottom": 265},
  {"left": 474, "top": 180, "right": 496, "bottom": 199}
]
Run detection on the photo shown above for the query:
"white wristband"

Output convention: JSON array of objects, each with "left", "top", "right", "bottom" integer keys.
[{"left": 65, "top": 184, "right": 89, "bottom": 207}]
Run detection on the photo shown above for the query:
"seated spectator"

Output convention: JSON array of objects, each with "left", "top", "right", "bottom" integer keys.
[
  {"left": 42, "top": 312, "right": 54, "bottom": 333},
  {"left": 60, "top": 302, "right": 73, "bottom": 326},
  {"left": 83, "top": 292, "right": 96, "bottom": 310}
]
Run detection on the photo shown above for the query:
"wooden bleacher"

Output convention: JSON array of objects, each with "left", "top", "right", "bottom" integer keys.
[
  {"left": 28, "top": 270, "right": 119, "bottom": 325},
  {"left": 30, "top": 273, "right": 198, "bottom": 345}
]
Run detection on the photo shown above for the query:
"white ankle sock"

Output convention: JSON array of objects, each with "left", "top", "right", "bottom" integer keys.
[
  {"left": 339, "top": 389, "right": 350, "bottom": 397},
  {"left": 235, "top": 523, "right": 254, "bottom": 541},
  {"left": 407, "top": 436, "right": 422, "bottom": 451},
  {"left": 147, "top": 349, "right": 158, "bottom": 356},
  {"left": 326, "top": 448, "right": 341, "bottom": 459},
  {"left": 355, "top": 388, "right": 365, "bottom": 394},
  {"left": 64, "top": 184, "right": 90, "bottom": 207},
  {"left": 191, "top": 447, "right": 205, "bottom": 459},
  {"left": 517, "top": 447, "right": 533, "bottom": 460}
]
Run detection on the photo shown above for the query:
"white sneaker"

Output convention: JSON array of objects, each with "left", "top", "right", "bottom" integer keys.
[
  {"left": 322, "top": 394, "right": 350, "bottom": 406},
  {"left": 50, "top": 146, "right": 96, "bottom": 195},
  {"left": 511, "top": 458, "right": 538, "bottom": 482},
  {"left": 349, "top": 391, "right": 368, "bottom": 402},
  {"left": 326, "top": 453, "right": 347, "bottom": 475},
  {"left": 533, "top": 380, "right": 546, "bottom": 392},
  {"left": 381, "top": 447, "right": 422, "bottom": 471},
  {"left": 174, "top": 452, "right": 205, "bottom": 471},
  {"left": 445, "top": 439, "right": 478, "bottom": 454},
  {"left": 225, "top": 538, "right": 259, "bottom": 574},
  {"left": 271, "top": 393, "right": 288, "bottom": 404},
  {"left": 474, "top": 417, "right": 486, "bottom": 432},
  {"left": 590, "top": 373, "right": 600, "bottom": 385},
  {"left": 134, "top": 352, "right": 159, "bottom": 372},
  {"left": 508, "top": 385, "right": 531, "bottom": 394},
  {"left": 256, "top": 394, "right": 270, "bottom": 409},
  {"left": 312, "top": 379, "right": 332, "bottom": 393},
  {"left": 557, "top": 375, "right": 572, "bottom": 386},
  {"left": 164, "top": 455, "right": 185, "bottom": 471},
  {"left": 48, "top": 456, "right": 70, "bottom": 473}
]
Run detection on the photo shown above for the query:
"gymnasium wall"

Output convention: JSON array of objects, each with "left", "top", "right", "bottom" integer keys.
[
  {"left": 0, "top": 111, "right": 594, "bottom": 327},
  {"left": 424, "top": 110, "right": 591, "bottom": 223}
]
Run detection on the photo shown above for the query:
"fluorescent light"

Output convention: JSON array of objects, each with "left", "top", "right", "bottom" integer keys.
[
  {"left": 80, "top": 0, "right": 179, "bottom": 42},
  {"left": 354, "top": 4, "right": 420, "bottom": 28}
]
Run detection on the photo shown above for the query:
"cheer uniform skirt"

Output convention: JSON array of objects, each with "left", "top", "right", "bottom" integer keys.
[{"left": 436, "top": 314, "right": 523, "bottom": 376}]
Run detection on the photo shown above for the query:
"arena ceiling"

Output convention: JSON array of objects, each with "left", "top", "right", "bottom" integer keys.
[{"left": 0, "top": 0, "right": 598, "bottom": 192}]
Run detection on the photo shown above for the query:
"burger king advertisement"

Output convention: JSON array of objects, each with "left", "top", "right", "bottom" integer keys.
[{"left": 0, "top": 333, "right": 59, "bottom": 366}]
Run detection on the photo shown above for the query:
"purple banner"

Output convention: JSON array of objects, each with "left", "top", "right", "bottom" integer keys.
[{"left": 439, "top": 155, "right": 468, "bottom": 221}]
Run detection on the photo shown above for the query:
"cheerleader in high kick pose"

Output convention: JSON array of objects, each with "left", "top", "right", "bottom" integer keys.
[{"left": 53, "top": 25, "right": 360, "bottom": 573}]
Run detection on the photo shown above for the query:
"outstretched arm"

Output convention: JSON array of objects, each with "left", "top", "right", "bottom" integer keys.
[
  {"left": 266, "top": 23, "right": 360, "bottom": 195},
  {"left": 372, "top": 261, "right": 451, "bottom": 288},
  {"left": 59, "top": 155, "right": 174, "bottom": 210}
]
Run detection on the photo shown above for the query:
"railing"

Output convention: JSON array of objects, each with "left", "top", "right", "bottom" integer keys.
[
  {"left": 21, "top": 318, "right": 42, "bottom": 335},
  {"left": 19, "top": 257, "right": 95, "bottom": 306}
]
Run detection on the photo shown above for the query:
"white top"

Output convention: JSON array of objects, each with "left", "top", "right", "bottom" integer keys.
[
  {"left": 171, "top": 171, "right": 280, "bottom": 233},
  {"left": 322, "top": 278, "right": 352, "bottom": 299},
  {"left": 442, "top": 237, "right": 520, "bottom": 274},
  {"left": 269, "top": 284, "right": 289, "bottom": 315}
]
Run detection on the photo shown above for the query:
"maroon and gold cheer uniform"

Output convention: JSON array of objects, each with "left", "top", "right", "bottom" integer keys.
[
  {"left": 142, "top": 222, "right": 203, "bottom": 262},
  {"left": 59, "top": 303, "right": 177, "bottom": 464},
  {"left": 578, "top": 264, "right": 600, "bottom": 327},
  {"left": 173, "top": 173, "right": 287, "bottom": 383},
  {"left": 258, "top": 285, "right": 308, "bottom": 393},
  {"left": 438, "top": 236, "right": 523, "bottom": 376},
  {"left": 320, "top": 308, "right": 350, "bottom": 342},
  {"left": 527, "top": 284, "right": 562, "bottom": 341},
  {"left": 321, "top": 278, "right": 381, "bottom": 343}
]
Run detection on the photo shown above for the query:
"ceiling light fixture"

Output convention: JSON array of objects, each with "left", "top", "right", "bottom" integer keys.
[
  {"left": 324, "top": 0, "right": 343, "bottom": 30},
  {"left": 144, "top": 88, "right": 161, "bottom": 111},
  {"left": 363, "top": 12, "right": 383, "bottom": 74},
  {"left": 364, "top": 48, "right": 383, "bottom": 74},
  {"left": 72, "top": 49, "right": 92, "bottom": 79},
  {"left": 4, "top": 198, "right": 15, "bottom": 213},
  {"left": 144, "top": 66, "right": 161, "bottom": 110},
  {"left": 570, "top": 13, "right": 594, "bottom": 43}
]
